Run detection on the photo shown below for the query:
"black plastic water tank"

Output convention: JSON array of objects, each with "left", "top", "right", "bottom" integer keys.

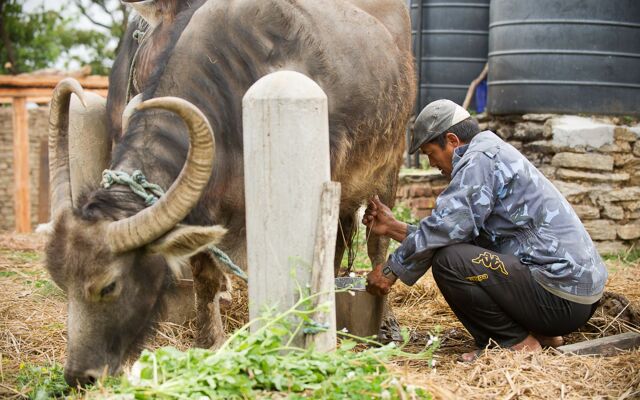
[
  {"left": 488, "top": 0, "right": 640, "bottom": 115},
  {"left": 408, "top": 0, "right": 490, "bottom": 111}
]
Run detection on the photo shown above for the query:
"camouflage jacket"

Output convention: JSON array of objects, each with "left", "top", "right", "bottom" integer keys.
[{"left": 386, "top": 131, "right": 607, "bottom": 304}]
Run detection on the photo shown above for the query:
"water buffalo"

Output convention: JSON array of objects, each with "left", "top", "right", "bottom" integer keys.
[{"left": 45, "top": 0, "right": 415, "bottom": 386}]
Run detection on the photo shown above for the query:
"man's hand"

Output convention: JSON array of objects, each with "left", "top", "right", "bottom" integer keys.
[
  {"left": 366, "top": 263, "right": 397, "bottom": 296},
  {"left": 362, "top": 195, "right": 397, "bottom": 236},
  {"left": 362, "top": 195, "right": 409, "bottom": 242}
]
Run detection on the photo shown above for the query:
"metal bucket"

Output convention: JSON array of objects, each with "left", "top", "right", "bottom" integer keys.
[{"left": 335, "top": 277, "right": 385, "bottom": 337}]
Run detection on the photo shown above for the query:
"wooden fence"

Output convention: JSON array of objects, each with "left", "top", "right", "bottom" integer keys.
[{"left": 0, "top": 75, "right": 108, "bottom": 232}]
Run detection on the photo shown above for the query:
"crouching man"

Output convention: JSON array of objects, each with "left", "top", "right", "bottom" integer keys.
[{"left": 364, "top": 99, "right": 607, "bottom": 361}]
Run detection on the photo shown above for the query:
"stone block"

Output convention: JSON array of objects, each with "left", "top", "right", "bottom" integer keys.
[
  {"left": 524, "top": 140, "right": 575, "bottom": 155},
  {"left": 556, "top": 168, "right": 629, "bottom": 183},
  {"left": 598, "top": 141, "right": 632, "bottom": 153},
  {"left": 396, "top": 186, "right": 409, "bottom": 199},
  {"left": 413, "top": 197, "right": 436, "bottom": 210},
  {"left": 432, "top": 185, "right": 447, "bottom": 196},
  {"left": 509, "top": 140, "right": 523, "bottom": 150},
  {"left": 602, "top": 187, "right": 640, "bottom": 202},
  {"left": 633, "top": 142, "right": 640, "bottom": 158},
  {"left": 621, "top": 201, "right": 640, "bottom": 212},
  {"left": 614, "top": 153, "right": 635, "bottom": 167},
  {"left": 551, "top": 152, "right": 613, "bottom": 171},
  {"left": 414, "top": 209, "right": 432, "bottom": 219},
  {"left": 551, "top": 180, "right": 609, "bottom": 202},
  {"left": 614, "top": 127, "right": 638, "bottom": 142},
  {"left": 572, "top": 205, "right": 600, "bottom": 220},
  {"left": 551, "top": 116, "right": 614, "bottom": 148},
  {"left": 595, "top": 241, "right": 629, "bottom": 256},
  {"left": 538, "top": 165, "right": 556, "bottom": 179},
  {"left": 627, "top": 210, "right": 640, "bottom": 219},
  {"left": 601, "top": 203, "right": 624, "bottom": 220},
  {"left": 583, "top": 220, "right": 617, "bottom": 241},
  {"left": 497, "top": 126, "right": 513, "bottom": 140},
  {"left": 522, "top": 113, "right": 555, "bottom": 122},
  {"left": 617, "top": 222, "right": 640, "bottom": 240},
  {"left": 513, "top": 122, "right": 546, "bottom": 142},
  {"left": 409, "top": 185, "right": 432, "bottom": 198}
]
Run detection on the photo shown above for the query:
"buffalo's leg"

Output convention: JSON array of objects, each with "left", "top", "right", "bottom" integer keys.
[
  {"left": 333, "top": 213, "right": 357, "bottom": 276},
  {"left": 368, "top": 168, "right": 403, "bottom": 342},
  {"left": 190, "top": 252, "right": 230, "bottom": 349},
  {"left": 366, "top": 169, "right": 398, "bottom": 267}
]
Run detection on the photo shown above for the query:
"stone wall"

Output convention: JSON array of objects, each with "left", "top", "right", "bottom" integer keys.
[
  {"left": 397, "top": 113, "right": 640, "bottom": 255},
  {"left": 0, "top": 106, "right": 49, "bottom": 231}
]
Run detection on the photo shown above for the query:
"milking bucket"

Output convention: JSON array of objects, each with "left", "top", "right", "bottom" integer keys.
[{"left": 335, "top": 277, "right": 385, "bottom": 338}]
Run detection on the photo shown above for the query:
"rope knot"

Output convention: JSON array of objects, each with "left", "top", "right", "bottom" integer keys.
[
  {"left": 99, "top": 170, "right": 246, "bottom": 281},
  {"left": 132, "top": 29, "right": 146, "bottom": 43},
  {"left": 101, "top": 169, "right": 164, "bottom": 206},
  {"left": 101, "top": 170, "right": 116, "bottom": 189}
]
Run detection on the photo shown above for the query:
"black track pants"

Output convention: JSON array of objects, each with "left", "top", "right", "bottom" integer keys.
[{"left": 431, "top": 244, "right": 598, "bottom": 348}]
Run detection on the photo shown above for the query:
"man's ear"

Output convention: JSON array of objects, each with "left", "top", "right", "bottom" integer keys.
[
  {"left": 149, "top": 225, "right": 227, "bottom": 258},
  {"left": 445, "top": 132, "right": 462, "bottom": 147}
]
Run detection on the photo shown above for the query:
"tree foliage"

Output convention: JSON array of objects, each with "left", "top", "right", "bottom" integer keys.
[{"left": 0, "top": 0, "right": 128, "bottom": 75}]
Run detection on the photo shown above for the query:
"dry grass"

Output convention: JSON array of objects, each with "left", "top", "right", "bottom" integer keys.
[
  {"left": 385, "top": 265, "right": 640, "bottom": 399},
  {"left": 1, "top": 232, "right": 639, "bottom": 399}
]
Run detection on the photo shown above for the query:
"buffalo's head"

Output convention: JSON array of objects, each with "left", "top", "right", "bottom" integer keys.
[{"left": 44, "top": 79, "right": 225, "bottom": 386}]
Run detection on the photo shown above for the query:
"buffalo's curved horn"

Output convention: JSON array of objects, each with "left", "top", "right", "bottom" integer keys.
[
  {"left": 49, "top": 78, "right": 86, "bottom": 219},
  {"left": 107, "top": 97, "right": 215, "bottom": 253},
  {"left": 122, "top": 93, "right": 143, "bottom": 134}
]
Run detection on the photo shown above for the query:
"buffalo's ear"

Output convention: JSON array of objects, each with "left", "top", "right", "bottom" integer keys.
[
  {"left": 124, "top": 0, "right": 179, "bottom": 28},
  {"left": 149, "top": 225, "right": 227, "bottom": 258}
]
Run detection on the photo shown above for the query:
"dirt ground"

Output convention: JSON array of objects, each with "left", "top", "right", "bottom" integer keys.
[{"left": 1, "top": 232, "right": 639, "bottom": 399}]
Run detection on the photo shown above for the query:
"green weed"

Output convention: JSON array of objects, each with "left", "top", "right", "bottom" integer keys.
[
  {"left": 602, "top": 249, "right": 640, "bottom": 267},
  {"left": 17, "top": 362, "right": 70, "bottom": 400},
  {"left": 24, "top": 279, "right": 65, "bottom": 299},
  {"left": 93, "top": 291, "right": 437, "bottom": 399},
  {"left": 8, "top": 250, "right": 40, "bottom": 263}
]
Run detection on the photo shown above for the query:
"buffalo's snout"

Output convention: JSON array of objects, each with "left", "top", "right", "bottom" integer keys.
[{"left": 64, "top": 368, "right": 99, "bottom": 388}]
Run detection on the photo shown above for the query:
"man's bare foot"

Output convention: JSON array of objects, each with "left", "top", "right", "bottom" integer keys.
[
  {"left": 458, "top": 335, "right": 542, "bottom": 363},
  {"left": 533, "top": 334, "right": 564, "bottom": 348},
  {"left": 458, "top": 349, "right": 483, "bottom": 362},
  {"left": 511, "top": 334, "right": 542, "bottom": 352}
]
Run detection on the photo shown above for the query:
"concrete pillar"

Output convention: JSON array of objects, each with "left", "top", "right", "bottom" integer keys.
[{"left": 243, "top": 70, "right": 336, "bottom": 350}]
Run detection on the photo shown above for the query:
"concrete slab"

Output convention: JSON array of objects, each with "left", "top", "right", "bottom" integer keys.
[{"left": 551, "top": 116, "right": 615, "bottom": 148}]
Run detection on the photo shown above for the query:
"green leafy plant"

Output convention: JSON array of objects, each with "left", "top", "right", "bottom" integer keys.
[
  {"left": 8, "top": 250, "right": 40, "bottom": 263},
  {"left": 602, "top": 249, "right": 640, "bottom": 265},
  {"left": 392, "top": 204, "right": 420, "bottom": 226},
  {"left": 17, "top": 362, "right": 70, "bottom": 400},
  {"left": 94, "top": 292, "right": 438, "bottom": 399}
]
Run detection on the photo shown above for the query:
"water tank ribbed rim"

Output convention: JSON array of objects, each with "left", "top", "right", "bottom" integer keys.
[
  {"left": 410, "top": 2, "right": 489, "bottom": 9},
  {"left": 421, "top": 29, "right": 488, "bottom": 35},
  {"left": 422, "top": 56, "right": 487, "bottom": 62},
  {"left": 489, "top": 50, "right": 640, "bottom": 59},
  {"left": 488, "top": 80, "right": 640, "bottom": 89},
  {"left": 421, "top": 83, "right": 470, "bottom": 89},
  {"left": 490, "top": 19, "right": 640, "bottom": 29},
  {"left": 422, "top": 3, "right": 489, "bottom": 8}
]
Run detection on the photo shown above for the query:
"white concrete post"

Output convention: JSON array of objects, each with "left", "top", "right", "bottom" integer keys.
[{"left": 243, "top": 70, "right": 337, "bottom": 350}]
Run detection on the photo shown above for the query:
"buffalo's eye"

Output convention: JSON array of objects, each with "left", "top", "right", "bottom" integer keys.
[{"left": 100, "top": 282, "right": 117, "bottom": 298}]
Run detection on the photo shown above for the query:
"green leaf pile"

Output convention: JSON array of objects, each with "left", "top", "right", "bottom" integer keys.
[
  {"left": 106, "top": 295, "right": 438, "bottom": 399},
  {"left": 17, "top": 362, "right": 68, "bottom": 400}
]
